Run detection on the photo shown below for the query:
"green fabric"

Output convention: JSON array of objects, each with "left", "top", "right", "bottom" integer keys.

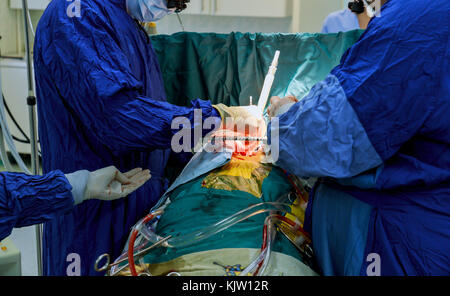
[
  {"left": 144, "top": 166, "right": 298, "bottom": 264},
  {"left": 150, "top": 30, "right": 364, "bottom": 109}
]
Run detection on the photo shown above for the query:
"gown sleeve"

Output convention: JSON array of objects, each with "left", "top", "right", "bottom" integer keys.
[
  {"left": 269, "top": 4, "right": 443, "bottom": 179},
  {"left": 0, "top": 171, "right": 74, "bottom": 241}
]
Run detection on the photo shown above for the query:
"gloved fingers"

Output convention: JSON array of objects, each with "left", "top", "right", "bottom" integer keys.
[
  {"left": 107, "top": 180, "right": 123, "bottom": 199},
  {"left": 127, "top": 169, "right": 151, "bottom": 186},
  {"left": 114, "top": 170, "right": 132, "bottom": 185},
  {"left": 123, "top": 168, "right": 144, "bottom": 179},
  {"left": 121, "top": 172, "right": 151, "bottom": 196},
  {"left": 104, "top": 171, "right": 151, "bottom": 200}
]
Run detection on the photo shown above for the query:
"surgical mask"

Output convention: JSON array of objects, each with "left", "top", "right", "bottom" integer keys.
[{"left": 126, "top": 0, "right": 175, "bottom": 22}]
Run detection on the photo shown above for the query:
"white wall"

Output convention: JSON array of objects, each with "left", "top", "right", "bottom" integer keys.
[
  {"left": 0, "top": 0, "right": 19, "bottom": 55},
  {"left": 0, "top": 1, "right": 43, "bottom": 56},
  {"left": 295, "top": 0, "right": 345, "bottom": 33}
]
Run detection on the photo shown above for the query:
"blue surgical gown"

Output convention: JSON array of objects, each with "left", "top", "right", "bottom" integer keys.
[
  {"left": 0, "top": 171, "right": 73, "bottom": 242},
  {"left": 271, "top": 0, "right": 450, "bottom": 275},
  {"left": 33, "top": 0, "right": 219, "bottom": 275},
  {"left": 322, "top": 9, "right": 360, "bottom": 34}
]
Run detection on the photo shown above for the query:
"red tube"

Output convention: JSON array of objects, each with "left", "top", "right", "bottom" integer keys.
[
  {"left": 128, "top": 214, "right": 154, "bottom": 276},
  {"left": 127, "top": 229, "right": 139, "bottom": 276},
  {"left": 261, "top": 224, "right": 268, "bottom": 251}
]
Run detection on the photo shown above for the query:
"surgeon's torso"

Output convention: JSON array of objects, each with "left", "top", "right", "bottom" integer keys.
[{"left": 34, "top": 0, "right": 169, "bottom": 275}]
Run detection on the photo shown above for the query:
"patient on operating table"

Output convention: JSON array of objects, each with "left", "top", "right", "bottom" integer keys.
[{"left": 103, "top": 111, "right": 317, "bottom": 276}]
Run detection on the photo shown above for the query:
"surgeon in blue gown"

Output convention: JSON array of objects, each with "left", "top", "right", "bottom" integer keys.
[
  {"left": 268, "top": 0, "right": 449, "bottom": 275},
  {"left": 33, "top": 0, "right": 224, "bottom": 275}
]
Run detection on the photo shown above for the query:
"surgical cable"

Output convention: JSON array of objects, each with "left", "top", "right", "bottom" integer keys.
[
  {"left": 3, "top": 94, "right": 30, "bottom": 143},
  {"left": 2, "top": 93, "right": 42, "bottom": 156},
  {"left": 0, "top": 91, "right": 31, "bottom": 174},
  {"left": 0, "top": 128, "right": 14, "bottom": 171},
  {"left": 0, "top": 74, "right": 13, "bottom": 171},
  {"left": 176, "top": 13, "right": 185, "bottom": 31},
  {"left": 0, "top": 68, "right": 31, "bottom": 173}
]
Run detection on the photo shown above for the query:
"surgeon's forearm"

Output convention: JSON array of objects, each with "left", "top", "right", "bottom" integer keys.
[
  {"left": 268, "top": 74, "right": 382, "bottom": 178},
  {"left": 0, "top": 171, "right": 74, "bottom": 241},
  {"left": 101, "top": 98, "right": 221, "bottom": 155}
]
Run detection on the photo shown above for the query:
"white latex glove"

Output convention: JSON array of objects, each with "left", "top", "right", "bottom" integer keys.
[
  {"left": 213, "top": 104, "right": 266, "bottom": 137},
  {"left": 66, "top": 166, "right": 151, "bottom": 205}
]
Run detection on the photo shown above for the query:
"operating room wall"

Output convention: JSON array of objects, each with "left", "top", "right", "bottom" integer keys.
[
  {"left": 297, "top": 0, "right": 345, "bottom": 33},
  {"left": 0, "top": 0, "right": 19, "bottom": 55},
  {"left": 155, "top": 14, "right": 293, "bottom": 35},
  {"left": 148, "top": 0, "right": 347, "bottom": 35},
  {"left": 0, "top": 6, "right": 43, "bottom": 56}
]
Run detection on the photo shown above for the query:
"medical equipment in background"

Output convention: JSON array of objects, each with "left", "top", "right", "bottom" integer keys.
[
  {"left": 0, "top": 78, "right": 32, "bottom": 173},
  {"left": 0, "top": 238, "right": 21, "bottom": 276},
  {"left": 257, "top": 50, "right": 280, "bottom": 115},
  {"left": 0, "top": 0, "right": 42, "bottom": 276}
]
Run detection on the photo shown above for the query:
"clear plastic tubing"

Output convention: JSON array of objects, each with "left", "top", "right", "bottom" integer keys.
[
  {"left": 258, "top": 219, "right": 276, "bottom": 275},
  {"left": 162, "top": 202, "right": 292, "bottom": 249},
  {"left": 240, "top": 215, "right": 277, "bottom": 276}
]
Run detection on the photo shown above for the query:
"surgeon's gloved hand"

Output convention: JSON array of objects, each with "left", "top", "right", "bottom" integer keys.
[
  {"left": 213, "top": 104, "right": 262, "bottom": 120},
  {"left": 65, "top": 166, "right": 151, "bottom": 205},
  {"left": 213, "top": 104, "right": 265, "bottom": 137},
  {"left": 267, "top": 96, "right": 299, "bottom": 118}
]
